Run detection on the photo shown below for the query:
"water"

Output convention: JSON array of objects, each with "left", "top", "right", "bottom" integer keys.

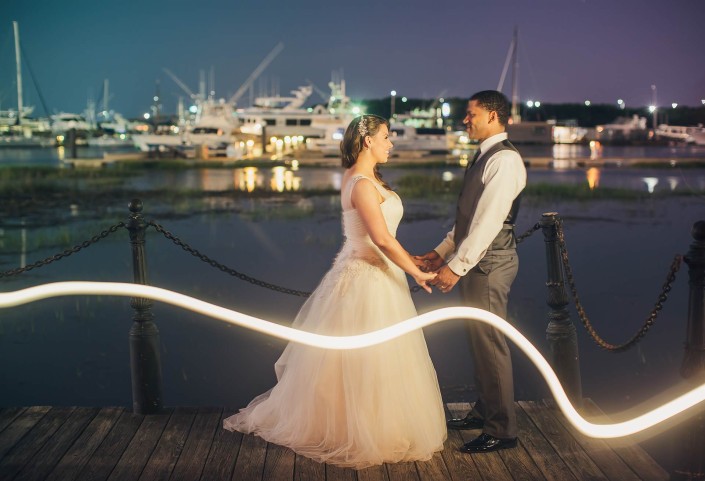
[{"left": 1, "top": 146, "right": 704, "bottom": 471}]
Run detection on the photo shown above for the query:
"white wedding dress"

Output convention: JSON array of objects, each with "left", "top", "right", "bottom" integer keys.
[{"left": 223, "top": 174, "right": 446, "bottom": 469}]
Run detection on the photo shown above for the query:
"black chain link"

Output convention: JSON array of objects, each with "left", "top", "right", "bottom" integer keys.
[
  {"left": 0, "top": 222, "right": 126, "bottom": 278},
  {"left": 555, "top": 218, "right": 683, "bottom": 352},
  {"left": 147, "top": 221, "right": 313, "bottom": 297},
  {"left": 516, "top": 223, "right": 541, "bottom": 244}
]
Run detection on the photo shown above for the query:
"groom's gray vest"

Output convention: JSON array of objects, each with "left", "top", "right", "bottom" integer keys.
[{"left": 453, "top": 139, "right": 522, "bottom": 253}]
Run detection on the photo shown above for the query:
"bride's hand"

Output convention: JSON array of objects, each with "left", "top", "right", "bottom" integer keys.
[{"left": 414, "top": 271, "right": 437, "bottom": 294}]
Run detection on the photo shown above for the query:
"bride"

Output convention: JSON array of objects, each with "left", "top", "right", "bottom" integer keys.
[{"left": 223, "top": 114, "right": 447, "bottom": 469}]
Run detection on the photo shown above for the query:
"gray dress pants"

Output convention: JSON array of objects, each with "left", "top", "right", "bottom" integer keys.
[{"left": 458, "top": 250, "right": 519, "bottom": 439}]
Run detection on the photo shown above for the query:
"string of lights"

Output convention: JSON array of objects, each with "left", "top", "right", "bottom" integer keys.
[{"left": 2, "top": 281, "right": 704, "bottom": 439}]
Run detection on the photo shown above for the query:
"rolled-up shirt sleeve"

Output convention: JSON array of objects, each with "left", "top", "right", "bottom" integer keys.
[{"left": 435, "top": 150, "right": 526, "bottom": 276}]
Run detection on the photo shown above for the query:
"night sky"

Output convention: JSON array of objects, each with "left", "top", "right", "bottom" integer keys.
[{"left": 1, "top": 0, "right": 703, "bottom": 118}]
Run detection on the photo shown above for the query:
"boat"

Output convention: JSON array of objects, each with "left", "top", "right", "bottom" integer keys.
[
  {"left": 595, "top": 115, "right": 649, "bottom": 144},
  {"left": 238, "top": 71, "right": 362, "bottom": 142},
  {"left": 0, "top": 21, "right": 54, "bottom": 147},
  {"left": 388, "top": 124, "right": 449, "bottom": 153},
  {"left": 655, "top": 124, "right": 705, "bottom": 144},
  {"left": 687, "top": 126, "right": 705, "bottom": 145}
]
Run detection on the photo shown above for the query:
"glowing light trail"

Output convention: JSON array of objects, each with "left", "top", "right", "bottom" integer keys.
[{"left": 2, "top": 281, "right": 704, "bottom": 439}]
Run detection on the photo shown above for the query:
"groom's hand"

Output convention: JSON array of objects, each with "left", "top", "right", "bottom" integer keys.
[
  {"left": 414, "top": 251, "right": 444, "bottom": 273},
  {"left": 429, "top": 265, "right": 460, "bottom": 293}
]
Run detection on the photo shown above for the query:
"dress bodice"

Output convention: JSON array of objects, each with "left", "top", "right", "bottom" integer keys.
[{"left": 341, "top": 175, "right": 403, "bottom": 252}]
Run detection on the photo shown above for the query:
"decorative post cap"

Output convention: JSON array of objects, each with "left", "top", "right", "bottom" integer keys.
[{"left": 129, "top": 199, "right": 143, "bottom": 213}]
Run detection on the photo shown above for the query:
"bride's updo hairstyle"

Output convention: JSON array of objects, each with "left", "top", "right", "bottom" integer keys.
[{"left": 340, "top": 114, "right": 391, "bottom": 189}]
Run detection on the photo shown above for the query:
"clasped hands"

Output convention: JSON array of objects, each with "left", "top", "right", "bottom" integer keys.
[{"left": 413, "top": 251, "right": 460, "bottom": 294}]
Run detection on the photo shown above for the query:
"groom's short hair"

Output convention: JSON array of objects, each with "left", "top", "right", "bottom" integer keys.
[{"left": 470, "top": 90, "right": 511, "bottom": 126}]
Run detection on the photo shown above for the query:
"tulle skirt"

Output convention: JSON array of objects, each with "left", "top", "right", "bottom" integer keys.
[{"left": 224, "top": 250, "right": 447, "bottom": 469}]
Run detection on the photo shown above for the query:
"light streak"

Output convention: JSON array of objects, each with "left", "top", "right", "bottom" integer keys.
[{"left": 2, "top": 281, "right": 705, "bottom": 439}]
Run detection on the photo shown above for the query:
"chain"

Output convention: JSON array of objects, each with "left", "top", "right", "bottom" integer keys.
[
  {"left": 516, "top": 222, "right": 541, "bottom": 244},
  {"left": 555, "top": 218, "right": 683, "bottom": 352},
  {"left": 0, "top": 222, "right": 126, "bottom": 278},
  {"left": 147, "top": 221, "right": 313, "bottom": 297}
]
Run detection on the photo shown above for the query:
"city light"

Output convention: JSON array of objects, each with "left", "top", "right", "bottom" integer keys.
[
  {"left": 618, "top": 99, "right": 625, "bottom": 109},
  {"left": 584, "top": 100, "right": 591, "bottom": 106},
  {"left": 672, "top": 103, "right": 678, "bottom": 109},
  {"left": 143, "top": 113, "right": 150, "bottom": 120},
  {"left": 390, "top": 90, "right": 397, "bottom": 118},
  {"left": 441, "top": 102, "right": 450, "bottom": 118},
  {"left": 526, "top": 100, "right": 534, "bottom": 108},
  {"left": 535, "top": 101, "right": 541, "bottom": 107},
  {"left": 648, "top": 105, "right": 656, "bottom": 113},
  {"left": 3, "top": 281, "right": 705, "bottom": 439}
]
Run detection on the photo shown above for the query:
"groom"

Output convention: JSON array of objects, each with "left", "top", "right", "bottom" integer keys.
[{"left": 417, "top": 90, "right": 526, "bottom": 453}]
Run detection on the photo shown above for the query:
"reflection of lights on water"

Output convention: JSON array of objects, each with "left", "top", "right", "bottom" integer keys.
[
  {"left": 459, "top": 154, "right": 469, "bottom": 167},
  {"left": 291, "top": 159, "right": 299, "bottom": 171},
  {"left": 642, "top": 177, "right": 658, "bottom": 194},
  {"left": 442, "top": 171, "right": 454, "bottom": 182},
  {"left": 240, "top": 167, "right": 258, "bottom": 192},
  {"left": 586, "top": 167, "right": 600, "bottom": 190},
  {"left": 7, "top": 281, "right": 705, "bottom": 439},
  {"left": 667, "top": 177, "right": 679, "bottom": 191},
  {"left": 271, "top": 166, "right": 286, "bottom": 192},
  {"left": 57, "top": 146, "right": 65, "bottom": 161},
  {"left": 589, "top": 140, "right": 602, "bottom": 160}
]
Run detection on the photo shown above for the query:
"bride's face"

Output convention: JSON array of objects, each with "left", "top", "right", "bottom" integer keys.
[{"left": 367, "top": 124, "right": 393, "bottom": 164}]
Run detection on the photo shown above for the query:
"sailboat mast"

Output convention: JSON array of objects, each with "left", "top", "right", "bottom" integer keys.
[
  {"left": 510, "top": 26, "right": 520, "bottom": 123},
  {"left": 13, "top": 21, "right": 23, "bottom": 125},
  {"left": 103, "top": 79, "right": 109, "bottom": 114}
]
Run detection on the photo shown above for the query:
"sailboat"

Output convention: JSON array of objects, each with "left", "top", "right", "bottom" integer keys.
[
  {"left": 500, "top": 27, "right": 585, "bottom": 145},
  {"left": 0, "top": 21, "right": 52, "bottom": 147}
]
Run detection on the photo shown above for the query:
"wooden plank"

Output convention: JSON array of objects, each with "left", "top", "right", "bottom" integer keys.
[
  {"left": 169, "top": 407, "right": 222, "bottom": 481},
  {"left": 440, "top": 430, "right": 482, "bottom": 481},
  {"left": 295, "top": 454, "right": 326, "bottom": 481},
  {"left": 582, "top": 399, "right": 668, "bottom": 481},
  {"left": 262, "top": 442, "right": 296, "bottom": 480},
  {"left": 514, "top": 402, "right": 579, "bottom": 481},
  {"left": 357, "top": 462, "right": 388, "bottom": 481},
  {"left": 230, "top": 433, "right": 266, "bottom": 481},
  {"left": 138, "top": 407, "right": 196, "bottom": 481},
  {"left": 0, "top": 407, "right": 26, "bottom": 433},
  {"left": 415, "top": 451, "right": 451, "bottom": 481},
  {"left": 107, "top": 408, "right": 173, "bottom": 481},
  {"left": 497, "top": 436, "right": 545, "bottom": 481},
  {"left": 200, "top": 409, "right": 242, "bottom": 481},
  {"left": 0, "top": 407, "right": 74, "bottom": 480},
  {"left": 326, "top": 463, "right": 358, "bottom": 481},
  {"left": 0, "top": 406, "right": 50, "bottom": 460},
  {"left": 77, "top": 409, "right": 144, "bottom": 481},
  {"left": 386, "top": 461, "right": 419, "bottom": 481},
  {"left": 519, "top": 401, "right": 608, "bottom": 481},
  {"left": 14, "top": 407, "right": 99, "bottom": 481},
  {"left": 541, "top": 399, "right": 641, "bottom": 481},
  {"left": 45, "top": 407, "right": 125, "bottom": 481}
]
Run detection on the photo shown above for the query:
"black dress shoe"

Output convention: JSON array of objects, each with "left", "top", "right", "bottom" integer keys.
[
  {"left": 459, "top": 433, "right": 517, "bottom": 453},
  {"left": 446, "top": 416, "right": 484, "bottom": 430}
]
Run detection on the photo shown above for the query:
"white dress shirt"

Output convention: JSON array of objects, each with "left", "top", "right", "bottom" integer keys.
[{"left": 434, "top": 132, "right": 527, "bottom": 276}]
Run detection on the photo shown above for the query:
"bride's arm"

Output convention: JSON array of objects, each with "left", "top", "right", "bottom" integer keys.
[{"left": 352, "top": 179, "right": 435, "bottom": 292}]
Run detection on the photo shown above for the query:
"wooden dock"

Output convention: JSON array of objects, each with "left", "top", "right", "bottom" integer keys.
[{"left": 0, "top": 400, "right": 668, "bottom": 481}]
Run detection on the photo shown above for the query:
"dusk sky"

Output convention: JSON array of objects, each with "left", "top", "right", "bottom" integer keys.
[{"left": 1, "top": 0, "right": 703, "bottom": 118}]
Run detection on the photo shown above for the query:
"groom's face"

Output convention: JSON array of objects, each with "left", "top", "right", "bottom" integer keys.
[{"left": 464, "top": 100, "right": 494, "bottom": 142}]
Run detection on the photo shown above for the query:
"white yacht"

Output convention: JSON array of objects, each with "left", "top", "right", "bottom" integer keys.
[
  {"left": 388, "top": 124, "right": 450, "bottom": 153},
  {"left": 51, "top": 113, "right": 92, "bottom": 134},
  {"left": 238, "top": 83, "right": 355, "bottom": 142},
  {"left": 656, "top": 124, "right": 705, "bottom": 144}
]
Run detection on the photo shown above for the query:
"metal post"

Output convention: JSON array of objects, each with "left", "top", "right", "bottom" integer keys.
[
  {"left": 540, "top": 212, "right": 582, "bottom": 406},
  {"left": 674, "top": 220, "right": 705, "bottom": 480},
  {"left": 126, "top": 199, "right": 163, "bottom": 414}
]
